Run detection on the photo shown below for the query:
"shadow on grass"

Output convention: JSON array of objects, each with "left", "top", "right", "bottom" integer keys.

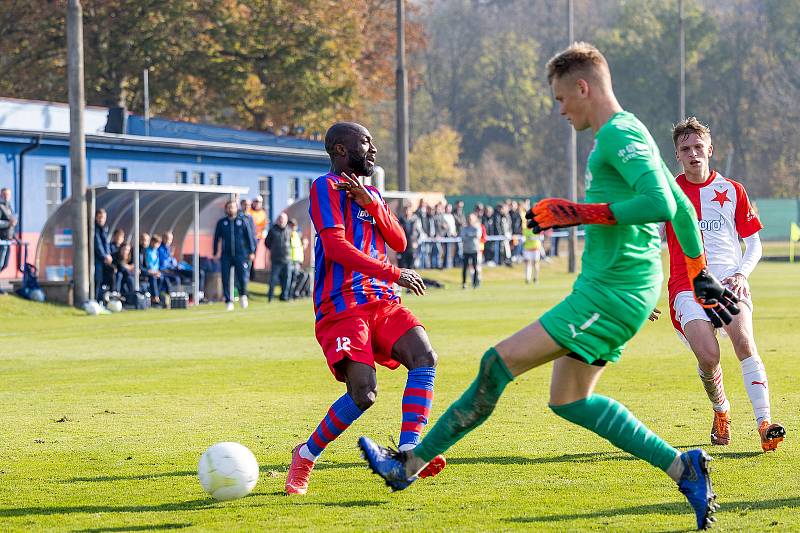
[
  {"left": 0, "top": 500, "right": 212, "bottom": 518},
  {"left": 448, "top": 451, "right": 637, "bottom": 466},
  {"left": 504, "top": 497, "right": 800, "bottom": 524},
  {"left": 73, "top": 524, "right": 191, "bottom": 532},
  {"left": 68, "top": 462, "right": 363, "bottom": 483}
]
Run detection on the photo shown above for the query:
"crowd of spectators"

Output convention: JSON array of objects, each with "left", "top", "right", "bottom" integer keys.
[{"left": 396, "top": 198, "right": 553, "bottom": 276}]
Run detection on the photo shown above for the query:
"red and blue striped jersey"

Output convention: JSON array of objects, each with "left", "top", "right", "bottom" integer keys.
[{"left": 309, "top": 172, "right": 400, "bottom": 322}]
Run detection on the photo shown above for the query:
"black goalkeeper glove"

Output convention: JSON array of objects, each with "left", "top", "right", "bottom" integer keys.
[{"left": 687, "top": 255, "right": 741, "bottom": 327}]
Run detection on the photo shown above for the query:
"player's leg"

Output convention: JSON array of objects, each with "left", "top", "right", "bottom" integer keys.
[
  {"left": 392, "top": 326, "right": 437, "bottom": 452},
  {"left": 286, "top": 317, "right": 374, "bottom": 495},
  {"left": 524, "top": 254, "right": 532, "bottom": 283},
  {"left": 461, "top": 256, "right": 468, "bottom": 288},
  {"left": 724, "top": 303, "right": 785, "bottom": 451},
  {"left": 360, "top": 320, "right": 566, "bottom": 487},
  {"left": 675, "top": 292, "right": 731, "bottom": 445},
  {"left": 549, "top": 356, "right": 683, "bottom": 478},
  {"left": 533, "top": 252, "right": 540, "bottom": 283}
]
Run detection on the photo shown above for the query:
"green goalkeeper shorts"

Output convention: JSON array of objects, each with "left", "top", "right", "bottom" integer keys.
[{"left": 540, "top": 275, "right": 661, "bottom": 365}]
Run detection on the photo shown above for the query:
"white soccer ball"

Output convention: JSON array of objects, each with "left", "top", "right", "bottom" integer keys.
[
  {"left": 83, "top": 300, "right": 103, "bottom": 315},
  {"left": 198, "top": 442, "right": 259, "bottom": 501},
  {"left": 107, "top": 299, "right": 123, "bottom": 313}
]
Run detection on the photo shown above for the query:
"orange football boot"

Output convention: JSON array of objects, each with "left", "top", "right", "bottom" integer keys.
[
  {"left": 285, "top": 443, "right": 315, "bottom": 495},
  {"left": 418, "top": 454, "right": 446, "bottom": 478},
  {"left": 710, "top": 410, "right": 731, "bottom": 445},
  {"left": 759, "top": 421, "right": 786, "bottom": 452}
]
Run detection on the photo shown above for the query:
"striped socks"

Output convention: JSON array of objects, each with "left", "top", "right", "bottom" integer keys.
[
  {"left": 301, "top": 393, "right": 363, "bottom": 461},
  {"left": 698, "top": 365, "right": 730, "bottom": 413},
  {"left": 398, "top": 367, "right": 436, "bottom": 451}
]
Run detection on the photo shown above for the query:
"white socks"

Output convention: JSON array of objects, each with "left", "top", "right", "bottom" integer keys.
[
  {"left": 698, "top": 365, "right": 730, "bottom": 413},
  {"left": 740, "top": 355, "right": 771, "bottom": 426},
  {"left": 298, "top": 443, "right": 318, "bottom": 462}
]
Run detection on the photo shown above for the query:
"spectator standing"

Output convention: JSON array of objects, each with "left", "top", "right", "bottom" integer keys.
[
  {"left": 510, "top": 200, "right": 524, "bottom": 262},
  {"left": 249, "top": 195, "right": 268, "bottom": 280},
  {"left": 452, "top": 201, "right": 466, "bottom": 266},
  {"left": 0, "top": 188, "right": 17, "bottom": 293},
  {"left": 460, "top": 212, "right": 482, "bottom": 289},
  {"left": 483, "top": 205, "right": 496, "bottom": 264},
  {"left": 442, "top": 204, "right": 457, "bottom": 268},
  {"left": 288, "top": 218, "right": 304, "bottom": 298},
  {"left": 214, "top": 200, "right": 255, "bottom": 311},
  {"left": 93, "top": 208, "right": 114, "bottom": 301},
  {"left": 398, "top": 204, "right": 423, "bottom": 269},
  {"left": 266, "top": 212, "right": 292, "bottom": 302},
  {"left": 240, "top": 198, "right": 257, "bottom": 273},
  {"left": 492, "top": 204, "right": 512, "bottom": 266}
]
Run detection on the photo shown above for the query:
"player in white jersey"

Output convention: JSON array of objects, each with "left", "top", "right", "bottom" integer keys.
[{"left": 657, "top": 117, "right": 785, "bottom": 452}]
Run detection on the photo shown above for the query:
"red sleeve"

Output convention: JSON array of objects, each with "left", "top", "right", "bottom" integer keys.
[
  {"left": 364, "top": 187, "right": 407, "bottom": 252},
  {"left": 730, "top": 179, "right": 763, "bottom": 238},
  {"left": 309, "top": 176, "right": 346, "bottom": 232},
  {"left": 320, "top": 227, "right": 401, "bottom": 283}
]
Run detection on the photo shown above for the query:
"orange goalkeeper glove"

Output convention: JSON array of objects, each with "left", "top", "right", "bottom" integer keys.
[
  {"left": 685, "top": 254, "right": 740, "bottom": 327},
  {"left": 526, "top": 198, "right": 616, "bottom": 232}
]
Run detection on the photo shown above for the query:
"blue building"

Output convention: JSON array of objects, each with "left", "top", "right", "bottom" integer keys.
[{"left": 0, "top": 97, "right": 330, "bottom": 277}]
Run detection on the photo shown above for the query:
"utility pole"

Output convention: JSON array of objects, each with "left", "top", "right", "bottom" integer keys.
[
  {"left": 679, "top": 0, "right": 686, "bottom": 121},
  {"left": 567, "top": 0, "right": 578, "bottom": 273},
  {"left": 396, "top": 0, "right": 410, "bottom": 191},
  {"left": 68, "top": 0, "right": 89, "bottom": 306},
  {"left": 143, "top": 68, "right": 150, "bottom": 136}
]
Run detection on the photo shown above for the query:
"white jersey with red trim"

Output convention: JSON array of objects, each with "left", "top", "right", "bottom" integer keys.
[{"left": 665, "top": 171, "right": 763, "bottom": 302}]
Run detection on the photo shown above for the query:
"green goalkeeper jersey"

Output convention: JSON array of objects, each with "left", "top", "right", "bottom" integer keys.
[{"left": 582, "top": 111, "right": 703, "bottom": 289}]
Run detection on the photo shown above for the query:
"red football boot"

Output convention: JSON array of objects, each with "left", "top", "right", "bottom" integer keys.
[
  {"left": 418, "top": 454, "right": 446, "bottom": 478},
  {"left": 285, "top": 443, "right": 315, "bottom": 495}
]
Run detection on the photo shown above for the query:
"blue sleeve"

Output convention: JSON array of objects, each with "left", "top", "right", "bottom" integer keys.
[{"left": 213, "top": 220, "right": 221, "bottom": 256}]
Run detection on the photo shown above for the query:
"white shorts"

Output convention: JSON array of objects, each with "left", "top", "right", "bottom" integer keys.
[
  {"left": 670, "top": 290, "right": 753, "bottom": 347},
  {"left": 523, "top": 250, "right": 542, "bottom": 261}
]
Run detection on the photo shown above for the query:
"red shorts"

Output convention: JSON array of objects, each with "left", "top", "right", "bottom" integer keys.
[{"left": 315, "top": 299, "right": 423, "bottom": 382}]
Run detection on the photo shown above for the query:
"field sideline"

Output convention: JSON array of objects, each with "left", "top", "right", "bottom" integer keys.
[{"left": 0, "top": 257, "right": 797, "bottom": 531}]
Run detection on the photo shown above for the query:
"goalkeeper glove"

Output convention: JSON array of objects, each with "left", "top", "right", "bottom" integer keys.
[
  {"left": 685, "top": 254, "right": 740, "bottom": 327},
  {"left": 526, "top": 198, "right": 616, "bottom": 232}
]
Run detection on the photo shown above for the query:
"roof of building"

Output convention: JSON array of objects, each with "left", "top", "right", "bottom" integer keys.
[{"left": 0, "top": 96, "right": 326, "bottom": 156}]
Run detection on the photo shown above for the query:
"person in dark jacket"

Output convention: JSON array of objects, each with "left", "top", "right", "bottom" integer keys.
[
  {"left": 94, "top": 208, "right": 114, "bottom": 301},
  {"left": 265, "top": 212, "right": 292, "bottom": 302},
  {"left": 0, "top": 188, "right": 17, "bottom": 293},
  {"left": 214, "top": 201, "right": 255, "bottom": 311}
]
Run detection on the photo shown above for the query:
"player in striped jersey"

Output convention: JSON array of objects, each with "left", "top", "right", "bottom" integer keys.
[
  {"left": 285, "top": 122, "right": 445, "bottom": 495},
  {"left": 658, "top": 117, "right": 785, "bottom": 452}
]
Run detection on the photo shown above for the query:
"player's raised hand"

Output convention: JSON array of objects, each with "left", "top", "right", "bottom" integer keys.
[
  {"left": 396, "top": 269, "right": 426, "bottom": 296},
  {"left": 333, "top": 173, "right": 374, "bottom": 208},
  {"left": 526, "top": 198, "right": 616, "bottom": 233},
  {"left": 686, "top": 255, "right": 740, "bottom": 327}
]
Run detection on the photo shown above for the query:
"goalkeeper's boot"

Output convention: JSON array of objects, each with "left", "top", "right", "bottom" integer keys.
[
  {"left": 285, "top": 443, "right": 315, "bottom": 495},
  {"left": 358, "top": 436, "right": 417, "bottom": 491},
  {"left": 418, "top": 454, "right": 446, "bottom": 479},
  {"left": 677, "top": 449, "right": 718, "bottom": 530},
  {"left": 759, "top": 421, "right": 785, "bottom": 452},
  {"left": 710, "top": 410, "right": 731, "bottom": 445}
]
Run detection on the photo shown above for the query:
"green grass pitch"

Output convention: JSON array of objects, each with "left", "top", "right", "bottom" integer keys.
[{"left": 0, "top": 257, "right": 797, "bottom": 531}]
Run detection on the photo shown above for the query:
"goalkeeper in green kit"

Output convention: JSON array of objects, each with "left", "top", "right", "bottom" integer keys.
[{"left": 359, "top": 43, "right": 740, "bottom": 530}]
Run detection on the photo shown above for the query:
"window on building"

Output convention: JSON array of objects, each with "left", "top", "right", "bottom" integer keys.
[
  {"left": 288, "top": 177, "right": 299, "bottom": 205},
  {"left": 175, "top": 171, "right": 187, "bottom": 184},
  {"left": 208, "top": 172, "right": 221, "bottom": 185},
  {"left": 259, "top": 176, "right": 273, "bottom": 222},
  {"left": 192, "top": 171, "right": 204, "bottom": 184},
  {"left": 107, "top": 167, "right": 126, "bottom": 183},
  {"left": 45, "top": 165, "right": 66, "bottom": 217}
]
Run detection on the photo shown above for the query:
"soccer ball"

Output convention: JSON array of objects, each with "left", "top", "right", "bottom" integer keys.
[
  {"left": 107, "top": 299, "right": 123, "bottom": 313},
  {"left": 197, "top": 442, "right": 259, "bottom": 501}
]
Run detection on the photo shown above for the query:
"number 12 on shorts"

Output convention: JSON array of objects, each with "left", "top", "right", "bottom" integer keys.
[{"left": 335, "top": 337, "right": 352, "bottom": 353}]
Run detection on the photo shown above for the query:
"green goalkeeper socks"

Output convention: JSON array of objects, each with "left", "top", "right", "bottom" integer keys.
[
  {"left": 550, "top": 394, "right": 679, "bottom": 472},
  {"left": 414, "top": 348, "right": 513, "bottom": 463}
]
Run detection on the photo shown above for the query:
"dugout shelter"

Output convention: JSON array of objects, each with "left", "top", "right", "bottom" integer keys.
[{"left": 36, "top": 182, "right": 248, "bottom": 305}]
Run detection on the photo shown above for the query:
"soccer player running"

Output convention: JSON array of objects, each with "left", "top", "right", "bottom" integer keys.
[
  {"left": 285, "top": 122, "right": 445, "bottom": 495},
  {"left": 655, "top": 117, "right": 785, "bottom": 452},
  {"left": 359, "top": 43, "right": 739, "bottom": 530}
]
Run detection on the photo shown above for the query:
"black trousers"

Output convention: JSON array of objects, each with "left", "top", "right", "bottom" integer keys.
[
  {"left": 462, "top": 252, "right": 479, "bottom": 287},
  {"left": 221, "top": 256, "right": 249, "bottom": 303}
]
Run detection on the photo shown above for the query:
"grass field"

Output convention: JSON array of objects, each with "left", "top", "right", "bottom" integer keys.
[{"left": 1, "top": 257, "right": 798, "bottom": 532}]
